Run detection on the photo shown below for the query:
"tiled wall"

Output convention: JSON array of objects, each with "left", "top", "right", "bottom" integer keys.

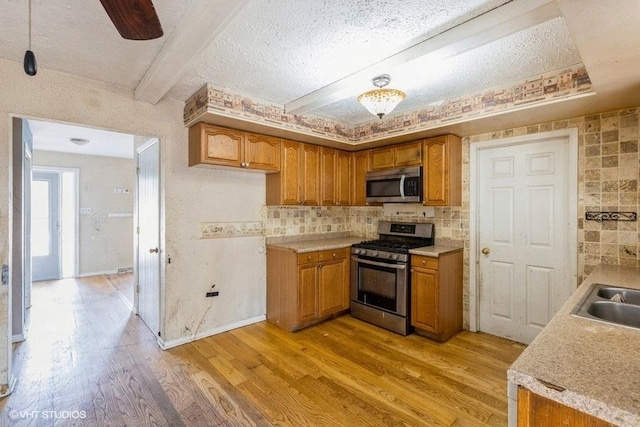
[{"left": 454, "top": 108, "right": 639, "bottom": 326}]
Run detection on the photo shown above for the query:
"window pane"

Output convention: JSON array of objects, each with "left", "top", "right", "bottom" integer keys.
[{"left": 32, "top": 180, "right": 50, "bottom": 257}]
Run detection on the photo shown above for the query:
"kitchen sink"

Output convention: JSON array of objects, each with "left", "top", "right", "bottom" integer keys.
[
  {"left": 597, "top": 286, "right": 640, "bottom": 305},
  {"left": 587, "top": 301, "right": 640, "bottom": 328},
  {"left": 572, "top": 283, "right": 640, "bottom": 330}
]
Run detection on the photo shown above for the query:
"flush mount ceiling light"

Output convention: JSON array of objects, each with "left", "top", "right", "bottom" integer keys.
[
  {"left": 357, "top": 74, "right": 406, "bottom": 119},
  {"left": 69, "top": 138, "right": 90, "bottom": 146}
]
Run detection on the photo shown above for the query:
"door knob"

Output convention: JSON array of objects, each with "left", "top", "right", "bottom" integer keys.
[
  {"left": 149, "top": 247, "right": 159, "bottom": 254},
  {"left": 481, "top": 247, "right": 490, "bottom": 255}
]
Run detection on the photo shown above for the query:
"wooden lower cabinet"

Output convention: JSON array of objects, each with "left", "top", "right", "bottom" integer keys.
[
  {"left": 410, "top": 250, "right": 463, "bottom": 341},
  {"left": 517, "top": 387, "right": 614, "bottom": 427},
  {"left": 267, "top": 247, "right": 350, "bottom": 331}
]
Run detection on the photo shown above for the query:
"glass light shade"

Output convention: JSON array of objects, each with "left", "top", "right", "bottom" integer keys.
[{"left": 357, "top": 88, "right": 406, "bottom": 119}]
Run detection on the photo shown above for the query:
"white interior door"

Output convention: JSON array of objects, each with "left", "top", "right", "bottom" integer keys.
[
  {"left": 31, "top": 171, "right": 61, "bottom": 282},
  {"left": 136, "top": 139, "right": 160, "bottom": 336},
  {"left": 477, "top": 136, "right": 574, "bottom": 344},
  {"left": 24, "top": 147, "right": 32, "bottom": 309}
]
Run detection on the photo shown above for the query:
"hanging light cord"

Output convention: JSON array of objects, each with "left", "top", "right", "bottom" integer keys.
[{"left": 28, "top": 0, "right": 32, "bottom": 50}]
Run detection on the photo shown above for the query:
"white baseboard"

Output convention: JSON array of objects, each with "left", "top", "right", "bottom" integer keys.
[
  {"left": 11, "top": 333, "right": 26, "bottom": 343},
  {"left": 0, "top": 375, "right": 17, "bottom": 398},
  {"left": 76, "top": 270, "right": 118, "bottom": 278},
  {"left": 158, "top": 315, "right": 266, "bottom": 350}
]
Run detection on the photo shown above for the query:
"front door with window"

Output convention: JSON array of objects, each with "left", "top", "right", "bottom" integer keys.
[{"left": 32, "top": 171, "right": 61, "bottom": 281}]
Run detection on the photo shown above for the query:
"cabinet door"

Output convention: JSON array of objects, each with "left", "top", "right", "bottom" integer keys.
[
  {"left": 394, "top": 141, "right": 422, "bottom": 167},
  {"left": 280, "top": 140, "right": 302, "bottom": 205},
  {"left": 244, "top": 133, "right": 280, "bottom": 171},
  {"left": 423, "top": 135, "right": 461, "bottom": 206},
  {"left": 351, "top": 151, "right": 369, "bottom": 206},
  {"left": 320, "top": 147, "right": 337, "bottom": 205},
  {"left": 411, "top": 266, "right": 439, "bottom": 333},
  {"left": 298, "top": 263, "right": 318, "bottom": 324},
  {"left": 318, "top": 258, "right": 348, "bottom": 316},
  {"left": 369, "top": 147, "right": 395, "bottom": 170},
  {"left": 192, "top": 124, "right": 244, "bottom": 167},
  {"left": 336, "top": 150, "right": 351, "bottom": 205},
  {"left": 301, "top": 144, "right": 320, "bottom": 206}
]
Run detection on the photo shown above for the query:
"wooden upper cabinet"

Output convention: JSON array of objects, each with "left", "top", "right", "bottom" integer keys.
[
  {"left": 369, "top": 146, "right": 395, "bottom": 170},
  {"left": 189, "top": 123, "right": 280, "bottom": 172},
  {"left": 266, "top": 141, "right": 321, "bottom": 206},
  {"left": 351, "top": 151, "right": 369, "bottom": 206},
  {"left": 423, "top": 135, "right": 462, "bottom": 206},
  {"left": 369, "top": 141, "right": 422, "bottom": 170},
  {"left": 189, "top": 123, "right": 243, "bottom": 167},
  {"left": 266, "top": 139, "right": 302, "bottom": 205},
  {"left": 244, "top": 132, "right": 281, "bottom": 171},
  {"left": 320, "top": 147, "right": 337, "bottom": 205},
  {"left": 301, "top": 144, "right": 321, "bottom": 206},
  {"left": 336, "top": 151, "right": 351, "bottom": 206}
]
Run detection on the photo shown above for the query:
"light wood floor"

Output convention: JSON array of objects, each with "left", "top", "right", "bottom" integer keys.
[{"left": 0, "top": 275, "right": 525, "bottom": 426}]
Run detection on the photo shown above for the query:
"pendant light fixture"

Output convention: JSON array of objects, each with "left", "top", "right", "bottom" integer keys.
[
  {"left": 24, "top": 0, "right": 37, "bottom": 76},
  {"left": 357, "top": 74, "right": 406, "bottom": 119}
]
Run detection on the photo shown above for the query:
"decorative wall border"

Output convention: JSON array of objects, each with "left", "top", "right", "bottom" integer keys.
[
  {"left": 200, "top": 221, "right": 264, "bottom": 239},
  {"left": 184, "top": 63, "right": 593, "bottom": 144}
]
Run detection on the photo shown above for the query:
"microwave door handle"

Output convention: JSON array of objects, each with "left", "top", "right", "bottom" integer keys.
[
  {"left": 399, "top": 175, "right": 406, "bottom": 199},
  {"left": 352, "top": 257, "right": 406, "bottom": 270}
]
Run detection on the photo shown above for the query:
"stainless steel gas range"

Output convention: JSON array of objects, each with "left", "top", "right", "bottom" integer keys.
[{"left": 350, "top": 221, "right": 434, "bottom": 335}]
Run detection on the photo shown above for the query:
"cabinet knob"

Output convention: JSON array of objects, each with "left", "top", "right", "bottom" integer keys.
[
  {"left": 307, "top": 255, "right": 312, "bottom": 261},
  {"left": 332, "top": 253, "right": 336, "bottom": 258},
  {"left": 245, "top": 162, "right": 250, "bottom": 168},
  {"left": 421, "top": 260, "right": 426, "bottom": 265},
  {"left": 299, "top": 201, "right": 304, "bottom": 205}
]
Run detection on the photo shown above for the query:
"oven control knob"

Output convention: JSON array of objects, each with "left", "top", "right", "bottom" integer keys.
[
  {"left": 371, "top": 251, "right": 378, "bottom": 257},
  {"left": 391, "top": 254, "right": 399, "bottom": 260},
  {"left": 353, "top": 249, "right": 360, "bottom": 255}
]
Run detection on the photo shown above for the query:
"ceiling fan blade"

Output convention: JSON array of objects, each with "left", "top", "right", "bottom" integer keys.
[{"left": 99, "top": 0, "right": 164, "bottom": 40}]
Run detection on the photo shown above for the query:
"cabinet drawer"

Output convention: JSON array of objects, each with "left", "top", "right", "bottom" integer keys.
[
  {"left": 411, "top": 256, "right": 438, "bottom": 270},
  {"left": 318, "top": 248, "right": 346, "bottom": 262},
  {"left": 298, "top": 252, "right": 319, "bottom": 264}
]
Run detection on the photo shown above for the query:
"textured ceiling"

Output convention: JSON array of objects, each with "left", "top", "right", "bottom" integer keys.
[
  {"left": 168, "top": 0, "right": 511, "bottom": 103},
  {"left": 0, "top": 0, "right": 192, "bottom": 89},
  {"left": 0, "top": 0, "right": 640, "bottom": 143},
  {"left": 313, "top": 16, "right": 582, "bottom": 125}
]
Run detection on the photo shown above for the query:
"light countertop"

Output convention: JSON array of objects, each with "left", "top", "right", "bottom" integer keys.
[
  {"left": 508, "top": 264, "right": 640, "bottom": 426},
  {"left": 266, "top": 236, "right": 364, "bottom": 253},
  {"left": 409, "top": 245, "right": 463, "bottom": 257}
]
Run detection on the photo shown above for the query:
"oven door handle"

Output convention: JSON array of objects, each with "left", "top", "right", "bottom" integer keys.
[
  {"left": 352, "top": 257, "right": 406, "bottom": 270},
  {"left": 399, "top": 174, "right": 406, "bottom": 199}
]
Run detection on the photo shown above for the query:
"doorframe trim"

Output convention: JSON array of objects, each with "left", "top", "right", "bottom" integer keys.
[{"left": 468, "top": 128, "right": 578, "bottom": 332}]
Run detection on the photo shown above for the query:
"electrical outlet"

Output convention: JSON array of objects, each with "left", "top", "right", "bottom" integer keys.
[
  {"left": 80, "top": 207, "right": 92, "bottom": 215},
  {"left": 205, "top": 291, "right": 219, "bottom": 297}
]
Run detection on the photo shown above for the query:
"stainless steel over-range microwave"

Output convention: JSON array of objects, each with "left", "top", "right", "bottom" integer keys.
[{"left": 365, "top": 166, "right": 422, "bottom": 203}]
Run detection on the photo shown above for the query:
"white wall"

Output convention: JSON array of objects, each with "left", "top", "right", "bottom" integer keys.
[
  {"left": 33, "top": 150, "right": 135, "bottom": 276},
  {"left": 0, "top": 58, "right": 267, "bottom": 387}
]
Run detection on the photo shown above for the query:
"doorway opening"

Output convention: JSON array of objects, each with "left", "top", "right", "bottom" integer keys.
[
  {"left": 11, "top": 116, "right": 163, "bottom": 349},
  {"left": 31, "top": 168, "right": 78, "bottom": 281}
]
